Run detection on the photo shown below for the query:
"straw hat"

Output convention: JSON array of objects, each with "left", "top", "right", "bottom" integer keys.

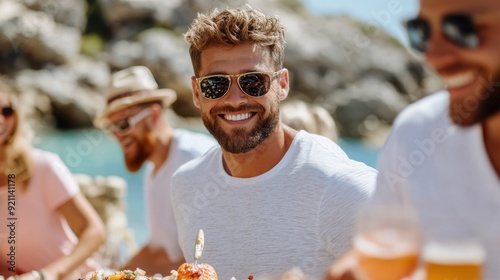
[{"left": 93, "top": 66, "right": 177, "bottom": 128}]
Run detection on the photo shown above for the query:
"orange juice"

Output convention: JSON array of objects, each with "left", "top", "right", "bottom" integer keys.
[
  {"left": 354, "top": 229, "right": 420, "bottom": 280},
  {"left": 424, "top": 241, "right": 484, "bottom": 280}
]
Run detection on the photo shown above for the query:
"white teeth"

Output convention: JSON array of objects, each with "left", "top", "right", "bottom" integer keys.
[
  {"left": 443, "top": 72, "right": 474, "bottom": 88},
  {"left": 224, "top": 113, "right": 251, "bottom": 121}
]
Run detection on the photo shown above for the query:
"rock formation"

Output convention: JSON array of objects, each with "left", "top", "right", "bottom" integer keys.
[{"left": 0, "top": 0, "right": 443, "bottom": 138}]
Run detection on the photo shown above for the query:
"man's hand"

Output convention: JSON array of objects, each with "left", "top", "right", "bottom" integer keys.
[{"left": 325, "top": 250, "right": 367, "bottom": 280}]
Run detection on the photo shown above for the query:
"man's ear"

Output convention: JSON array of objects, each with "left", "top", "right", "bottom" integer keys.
[
  {"left": 192, "top": 76, "right": 202, "bottom": 108},
  {"left": 278, "top": 68, "right": 290, "bottom": 101}
]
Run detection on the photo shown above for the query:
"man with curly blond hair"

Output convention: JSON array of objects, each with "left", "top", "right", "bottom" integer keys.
[{"left": 170, "top": 6, "right": 377, "bottom": 279}]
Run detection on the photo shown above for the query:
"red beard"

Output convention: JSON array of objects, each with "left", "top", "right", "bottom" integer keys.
[{"left": 125, "top": 132, "right": 155, "bottom": 172}]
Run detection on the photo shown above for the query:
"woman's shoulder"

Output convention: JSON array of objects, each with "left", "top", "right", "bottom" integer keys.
[
  {"left": 31, "top": 149, "right": 67, "bottom": 171},
  {"left": 32, "top": 148, "right": 62, "bottom": 162}
]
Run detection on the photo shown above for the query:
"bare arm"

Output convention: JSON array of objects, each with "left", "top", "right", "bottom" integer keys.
[{"left": 43, "top": 193, "right": 106, "bottom": 280}]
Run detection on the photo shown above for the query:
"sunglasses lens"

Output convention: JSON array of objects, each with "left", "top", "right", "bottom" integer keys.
[
  {"left": 117, "top": 121, "right": 130, "bottom": 132},
  {"left": 443, "top": 14, "right": 479, "bottom": 49},
  {"left": 200, "top": 76, "right": 230, "bottom": 99},
  {"left": 406, "top": 18, "right": 430, "bottom": 52},
  {"left": 107, "top": 119, "right": 130, "bottom": 134},
  {"left": 239, "top": 73, "right": 272, "bottom": 97},
  {"left": 2, "top": 106, "right": 14, "bottom": 117}
]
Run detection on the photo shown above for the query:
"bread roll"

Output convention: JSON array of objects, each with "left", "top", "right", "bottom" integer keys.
[{"left": 176, "top": 263, "right": 218, "bottom": 280}]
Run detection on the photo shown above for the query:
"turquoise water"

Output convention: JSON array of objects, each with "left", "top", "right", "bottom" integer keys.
[
  {"left": 33, "top": 0, "right": 402, "bottom": 253},
  {"left": 34, "top": 129, "right": 380, "bottom": 248}
]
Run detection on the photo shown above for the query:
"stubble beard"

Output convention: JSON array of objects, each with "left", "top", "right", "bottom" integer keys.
[
  {"left": 202, "top": 102, "right": 280, "bottom": 154},
  {"left": 450, "top": 71, "right": 500, "bottom": 126}
]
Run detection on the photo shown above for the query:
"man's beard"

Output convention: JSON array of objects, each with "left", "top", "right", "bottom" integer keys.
[
  {"left": 125, "top": 132, "right": 155, "bottom": 172},
  {"left": 475, "top": 72, "right": 500, "bottom": 122},
  {"left": 450, "top": 72, "right": 500, "bottom": 126},
  {"left": 202, "top": 102, "right": 280, "bottom": 154}
]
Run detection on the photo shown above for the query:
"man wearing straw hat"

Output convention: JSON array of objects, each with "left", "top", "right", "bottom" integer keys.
[{"left": 94, "top": 66, "right": 217, "bottom": 273}]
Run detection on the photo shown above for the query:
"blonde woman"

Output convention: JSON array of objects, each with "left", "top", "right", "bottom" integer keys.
[{"left": 0, "top": 83, "right": 105, "bottom": 280}]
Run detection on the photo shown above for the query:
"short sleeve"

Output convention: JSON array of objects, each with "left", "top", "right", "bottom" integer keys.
[
  {"left": 318, "top": 165, "right": 377, "bottom": 258},
  {"left": 33, "top": 150, "right": 80, "bottom": 210}
]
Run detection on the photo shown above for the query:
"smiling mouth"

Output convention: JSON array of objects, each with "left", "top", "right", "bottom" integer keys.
[
  {"left": 223, "top": 113, "right": 254, "bottom": 121},
  {"left": 443, "top": 72, "right": 475, "bottom": 89}
]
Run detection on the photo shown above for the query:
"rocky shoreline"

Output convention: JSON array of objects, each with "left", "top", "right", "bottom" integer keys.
[
  {"left": 0, "top": 0, "right": 446, "bottom": 266},
  {"left": 0, "top": 0, "right": 443, "bottom": 138}
]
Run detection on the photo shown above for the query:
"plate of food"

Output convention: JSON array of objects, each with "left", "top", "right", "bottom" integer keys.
[{"left": 81, "top": 230, "right": 221, "bottom": 280}]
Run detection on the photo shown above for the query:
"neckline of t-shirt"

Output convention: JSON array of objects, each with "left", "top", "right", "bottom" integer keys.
[
  {"left": 440, "top": 91, "right": 500, "bottom": 185},
  {"left": 219, "top": 130, "right": 306, "bottom": 185},
  {"left": 441, "top": 113, "right": 500, "bottom": 200}
]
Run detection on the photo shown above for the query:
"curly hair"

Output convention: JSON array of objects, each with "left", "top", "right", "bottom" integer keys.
[
  {"left": 185, "top": 5, "right": 285, "bottom": 75},
  {"left": 0, "top": 79, "right": 33, "bottom": 186}
]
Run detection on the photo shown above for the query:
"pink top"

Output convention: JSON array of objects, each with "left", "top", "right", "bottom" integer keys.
[{"left": 0, "top": 149, "right": 79, "bottom": 272}]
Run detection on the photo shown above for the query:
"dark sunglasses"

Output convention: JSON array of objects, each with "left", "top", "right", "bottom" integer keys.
[
  {"left": 405, "top": 14, "right": 480, "bottom": 53},
  {"left": 104, "top": 108, "right": 151, "bottom": 135},
  {"left": 1, "top": 106, "right": 14, "bottom": 117},
  {"left": 195, "top": 70, "right": 283, "bottom": 100}
]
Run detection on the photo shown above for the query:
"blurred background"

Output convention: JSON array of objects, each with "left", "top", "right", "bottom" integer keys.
[{"left": 0, "top": 0, "right": 444, "bottom": 263}]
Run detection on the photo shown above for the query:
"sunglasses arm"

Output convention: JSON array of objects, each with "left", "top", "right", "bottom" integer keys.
[{"left": 191, "top": 77, "right": 202, "bottom": 108}]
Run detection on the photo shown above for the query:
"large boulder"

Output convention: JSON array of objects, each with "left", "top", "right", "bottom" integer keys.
[
  {"left": 0, "top": 0, "right": 81, "bottom": 68},
  {"left": 75, "top": 173, "right": 137, "bottom": 264},
  {"left": 0, "top": 0, "right": 443, "bottom": 138}
]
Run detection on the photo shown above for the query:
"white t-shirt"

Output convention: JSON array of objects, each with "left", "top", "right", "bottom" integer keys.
[
  {"left": 0, "top": 149, "right": 79, "bottom": 272},
  {"left": 144, "top": 129, "right": 217, "bottom": 261},
  {"left": 374, "top": 91, "right": 500, "bottom": 279},
  {"left": 171, "top": 130, "right": 377, "bottom": 279}
]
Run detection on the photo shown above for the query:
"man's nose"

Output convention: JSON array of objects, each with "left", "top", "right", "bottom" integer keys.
[
  {"left": 222, "top": 78, "right": 249, "bottom": 106},
  {"left": 425, "top": 27, "right": 462, "bottom": 71}
]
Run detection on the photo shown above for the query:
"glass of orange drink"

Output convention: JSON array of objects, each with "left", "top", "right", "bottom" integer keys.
[
  {"left": 423, "top": 238, "right": 485, "bottom": 280},
  {"left": 354, "top": 203, "right": 421, "bottom": 280}
]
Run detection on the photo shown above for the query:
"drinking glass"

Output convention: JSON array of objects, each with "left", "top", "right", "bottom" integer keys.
[
  {"left": 423, "top": 237, "right": 485, "bottom": 280},
  {"left": 354, "top": 203, "right": 421, "bottom": 280}
]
